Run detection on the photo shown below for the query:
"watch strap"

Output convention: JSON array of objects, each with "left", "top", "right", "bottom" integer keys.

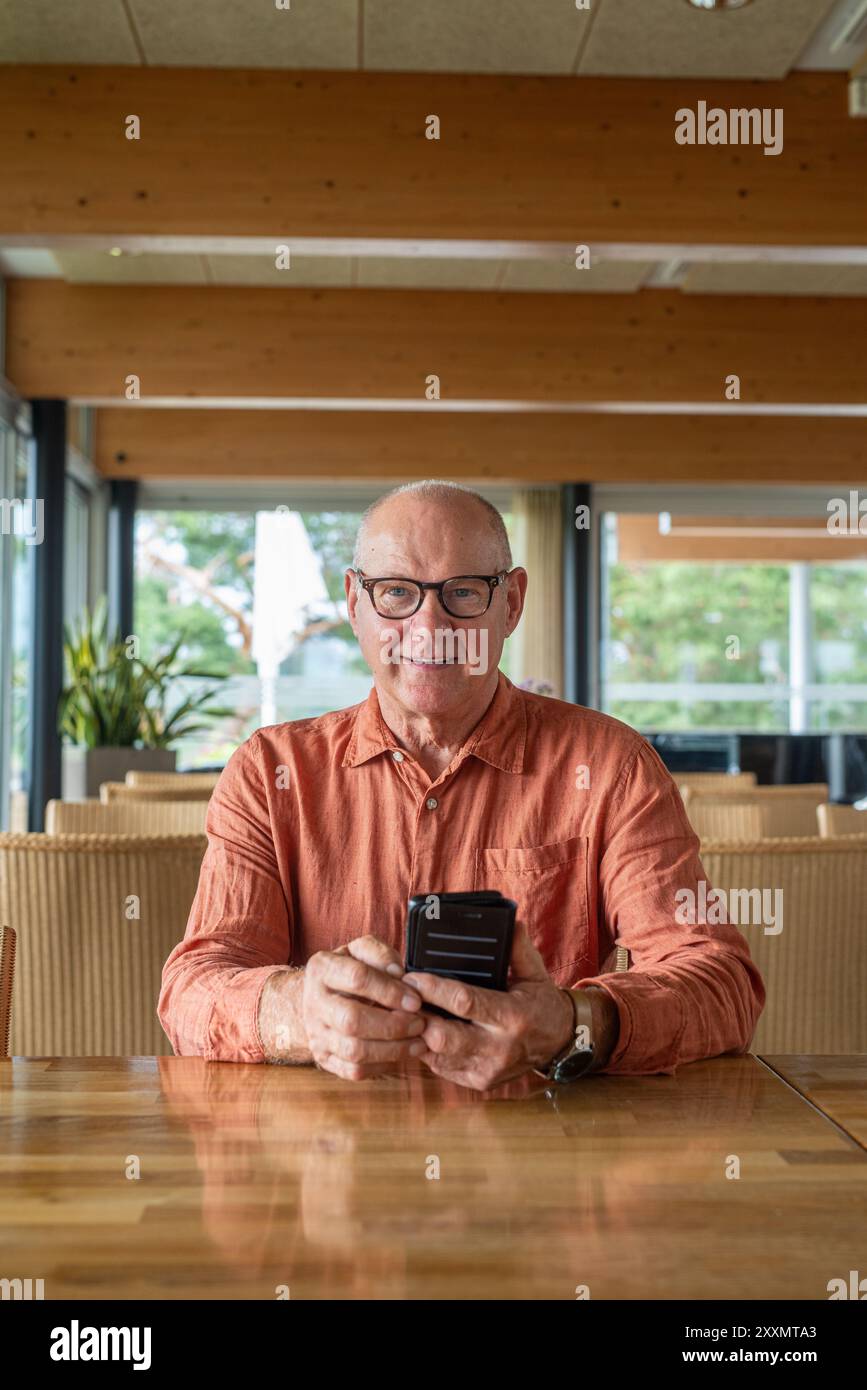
[{"left": 538, "top": 988, "right": 596, "bottom": 1083}]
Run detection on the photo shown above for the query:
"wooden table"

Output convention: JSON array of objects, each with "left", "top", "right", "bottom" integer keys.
[
  {"left": 759, "top": 1054, "right": 867, "bottom": 1152},
  {"left": 1, "top": 1054, "right": 865, "bottom": 1300}
]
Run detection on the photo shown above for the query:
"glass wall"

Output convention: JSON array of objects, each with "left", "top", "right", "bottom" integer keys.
[
  {"left": 810, "top": 562, "right": 867, "bottom": 730},
  {"left": 2, "top": 403, "right": 99, "bottom": 829},
  {"left": 0, "top": 415, "right": 34, "bottom": 830},
  {"left": 133, "top": 507, "right": 368, "bottom": 767},
  {"left": 64, "top": 477, "right": 91, "bottom": 626},
  {"left": 599, "top": 507, "right": 867, "bottom": 733}
]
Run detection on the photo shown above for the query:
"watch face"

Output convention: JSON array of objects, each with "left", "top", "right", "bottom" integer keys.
[{"left": 553, "top": 1046, "right": 595, "bottom": 1084}]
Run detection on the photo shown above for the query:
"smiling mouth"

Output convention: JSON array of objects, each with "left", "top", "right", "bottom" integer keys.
[{"left": 402, "top": 657, "right": 457, "bottom": 667}]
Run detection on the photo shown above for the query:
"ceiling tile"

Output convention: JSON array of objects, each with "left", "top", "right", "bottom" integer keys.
[
  {"left": 682, "top": 262, "right": 867, "bottom": 297},
  {"left": 0, "top": 0, "right": 141, "bottom": 63},
  {"left": 128, "top": 0, "right": 359, "bottom": 68},
  {"left": 364, "top": 0, "right": 591, "bottom": 74},
  {"left": 579, "top": 0, "right": 839, "bottom": 79},
  {"left": 3, "top": 0, "right": 841, "bottom": 78},
  {"left": 356, "top": 257, "right": 501, "bottom": 289},
  {"left": 53, "top": 251, "right": 209, "bottom": 284},
  {"left": 206, "top": 254, "right": 353, "bottom": 286},
  {"left": 499, "top": 258, "right": 654, "bottom": 292}
]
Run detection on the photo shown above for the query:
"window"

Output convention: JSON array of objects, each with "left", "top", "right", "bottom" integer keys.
[
  {"left": 0, "top": 416, "right": 34, "bottom": 830},
  {"left": 810, "top": 562, "right": 867, "bottom": 730},
  {"left": 134, "top": 507, "right": 369, "bottom": 768},
  {"left": 64, "top": 477, "right": 91, "bottom": 626},
  {"left": 599, "top": 501, "right": 867, "bottom": 734}
]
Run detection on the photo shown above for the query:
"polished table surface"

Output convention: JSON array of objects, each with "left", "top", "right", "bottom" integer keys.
[
  {"left": 1, "top": 1054, "right": 865, "bottom": 1300},
  {"left": 759, "top": 1054, "right": 867, "bottom": 1152}
]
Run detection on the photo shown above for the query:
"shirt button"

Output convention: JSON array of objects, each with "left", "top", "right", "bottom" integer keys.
[
  {"left": 426, "top": 797, "right": 438, "bottom": 811},
  {"left": 392, "top": 750, "right": 404, "bottom": 762}
]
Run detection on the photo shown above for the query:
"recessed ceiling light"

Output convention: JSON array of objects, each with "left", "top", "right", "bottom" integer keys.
[{"left": 686, "top": 0, "right": 752, "bottom": 10}]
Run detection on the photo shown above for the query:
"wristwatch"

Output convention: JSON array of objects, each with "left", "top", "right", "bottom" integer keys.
[{"left": 536, "top": 989, "right": 597, "bottom": 1084}]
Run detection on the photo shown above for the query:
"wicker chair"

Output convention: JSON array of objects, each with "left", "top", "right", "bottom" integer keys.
[
  {"left": 685, "top": 796, "right": 765, "bottom": 841},
  {"left": 0, "top": 833, "right": 206, "bottom": 1056},
  {"left": 687, "top": 784, "right": 828, "bottom": 839},
  {"left": 100, "top": 782, "right": 212, "bottom": 805},
  {"left": 126, "top": 771, "right": 221, "bottom": 791},
  {"left": 817, "top": 803, "right": 867, "bottom": 837},
  {"left": 701, "top": 835, "right": 867, "bottom": 1052},
  {"left": 46, "top": 799, "right": 209, "bottom": 835},
  {"left": 0, "top": 925, "right": 16, "bottom": 1058},
  {"left": 674, "top": 771, "right": 757, "bottom": 796}
]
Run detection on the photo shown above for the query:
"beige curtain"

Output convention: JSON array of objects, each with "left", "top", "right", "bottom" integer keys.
[{"left": 509, "top": 488, "right": 563, "bottom": 697}]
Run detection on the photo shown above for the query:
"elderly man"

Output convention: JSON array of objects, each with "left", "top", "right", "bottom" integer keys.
[{"left": 159, "top": 480, "right": 764, "bottom": 1089}]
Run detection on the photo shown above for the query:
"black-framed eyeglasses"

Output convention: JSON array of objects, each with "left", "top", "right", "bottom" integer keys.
[{"left": 353, "top": 570, "right": 510, "bottom": 620}]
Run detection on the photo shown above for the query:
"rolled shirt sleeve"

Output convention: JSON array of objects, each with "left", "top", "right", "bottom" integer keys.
[
  {"left": 158, "top": 731, "right": 294, "bottom": 1062},
  {"left": 573, "top": 741, "right": 766, "bottom": 1076}
]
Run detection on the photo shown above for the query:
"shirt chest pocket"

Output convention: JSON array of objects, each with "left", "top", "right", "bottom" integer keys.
[{"left": 474, "top": 835, "right": 590, "bottom": 973}]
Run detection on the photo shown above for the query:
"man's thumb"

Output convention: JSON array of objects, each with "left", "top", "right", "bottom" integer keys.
[{"left": 509, "top": 919, "right": 550, "bottom": 982}]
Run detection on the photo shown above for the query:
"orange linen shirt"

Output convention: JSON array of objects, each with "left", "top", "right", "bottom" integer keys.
[{"left": 158, "top": 672, "right": 765, "bottom": 1074}]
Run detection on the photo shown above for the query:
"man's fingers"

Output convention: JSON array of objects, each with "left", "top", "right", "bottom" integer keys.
[
  {"left": 320, "top": 1025, "right": 428, "bottom": 1065},
  {"left": 324, "top": 993, "right": 427, "bottom": 1041},
  {"left": 317, "top": 952, "right": 422, "bottom": 1012},
  {"left": 401, "top": 971, "right": 495, "bottom": 1024},
  {"left": 417, "top": 1015, "right": 475, "bottom": 1057},
  {"left": 342, "top": 934, "right": 406, "bottom": 979},
  {"left": 315, "top": 1053, "right": 372, "bottom": 1082}
]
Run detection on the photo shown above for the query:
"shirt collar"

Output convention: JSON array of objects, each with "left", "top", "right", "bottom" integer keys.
[{"left": 342, "top": 670, "right": 526, "bottom": 774}]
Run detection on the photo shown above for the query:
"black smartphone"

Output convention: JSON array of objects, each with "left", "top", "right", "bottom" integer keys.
[{"left": 404, "top": 890, "right": 517, "bottom": 1019}]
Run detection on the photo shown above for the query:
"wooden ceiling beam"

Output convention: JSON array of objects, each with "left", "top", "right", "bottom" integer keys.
[
  {"left": 94, "top": 407, "right": 867, "bottom": 485},
  {"left": 7, "top": 279, "right": 867, "bottom": 405},
  {"left": 618, "top": 515, "right": 867, "bottom": 562},
  {"left": 0, "top": 67, "right": 865, "bottom": 245}
]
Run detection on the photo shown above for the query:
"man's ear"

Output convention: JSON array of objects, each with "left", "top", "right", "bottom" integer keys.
[
  {"left": 504, "top": 567, "right": 528, "bottom": 636},
  {"left": 345, "top": 569, "right": 360, "bottom": 633}
]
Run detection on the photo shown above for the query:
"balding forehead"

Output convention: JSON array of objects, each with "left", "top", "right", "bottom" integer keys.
[{"left": 357, "top": 493, "right": 510, "bottom": 571}]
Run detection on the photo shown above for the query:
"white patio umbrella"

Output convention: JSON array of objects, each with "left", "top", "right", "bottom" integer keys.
[{"left": 252, "top": 510, "right": 329, "bottom": 726}]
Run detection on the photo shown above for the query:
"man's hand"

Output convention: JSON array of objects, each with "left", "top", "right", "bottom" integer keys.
[
  {"left": 403, "top": 921, "right": 577, "bottom": 1091},
  {"left": 302, "top": 935, "right": 427, "bottom": 1081}
]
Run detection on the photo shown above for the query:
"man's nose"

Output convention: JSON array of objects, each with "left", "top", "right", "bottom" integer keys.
[{"left": 409, "top": 587, "right": 450, "bottom": 632}]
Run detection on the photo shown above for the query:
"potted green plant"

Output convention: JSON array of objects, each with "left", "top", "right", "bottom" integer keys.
[{"left": 58, "top": 599, "right": 231, "bottom": 799}]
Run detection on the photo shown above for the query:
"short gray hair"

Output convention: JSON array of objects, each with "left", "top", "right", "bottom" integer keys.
[{"left": 352, "top": 480, "right": 512, "bottom": 570}]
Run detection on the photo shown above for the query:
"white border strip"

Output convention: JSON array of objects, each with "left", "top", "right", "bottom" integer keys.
[
  {"left": 79, "top": 397, "right": 867, "bottom": 416},
  {"left": 2, "top": 235, "right": 867, "bottom": 265}
]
